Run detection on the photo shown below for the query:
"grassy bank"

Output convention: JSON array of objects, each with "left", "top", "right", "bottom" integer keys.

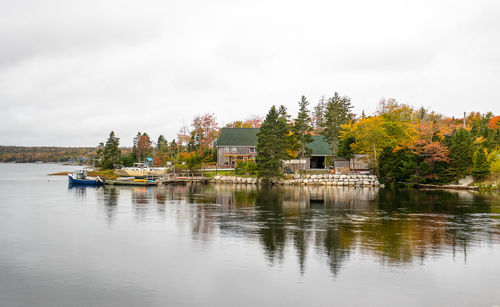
[{"left": 48, "top": 169, "right": 118, "bottom": 180}]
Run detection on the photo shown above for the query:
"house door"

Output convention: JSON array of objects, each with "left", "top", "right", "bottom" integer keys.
[{"left": 310, "top": 156, "right": 325, "bottom": 169}]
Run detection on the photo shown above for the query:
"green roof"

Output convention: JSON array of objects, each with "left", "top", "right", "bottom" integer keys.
[
  {"left": 217, "top": 128, "right": 259, "bottom": 146},
  {"left": 307, "top": 135, "right": 331, "bottom": 156},
  {"left": 217, "top": 128, "right": 331, "bottom": 156}
]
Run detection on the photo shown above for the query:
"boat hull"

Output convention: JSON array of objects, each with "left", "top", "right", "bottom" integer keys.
[
  {"left": 115, "top": 168, "right": 168, "bottom": 177},
  {"left": 68, "top": 174, "right": 104, "bottom": 186}
]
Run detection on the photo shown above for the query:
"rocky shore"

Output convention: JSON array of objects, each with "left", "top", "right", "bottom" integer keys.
[{"left": 212, "top": 174, "right": 382, "bottom": 187}]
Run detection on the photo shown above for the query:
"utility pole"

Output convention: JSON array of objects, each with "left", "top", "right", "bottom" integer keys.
[{"left": 463, "top": 112, "right": 466, "bottom": 128}]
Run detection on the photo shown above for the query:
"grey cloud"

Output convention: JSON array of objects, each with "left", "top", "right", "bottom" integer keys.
[{"left": 0, "top": 0, "right": 499, "bottom": 146}]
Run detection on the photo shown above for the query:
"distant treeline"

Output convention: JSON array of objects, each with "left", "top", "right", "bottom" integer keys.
[{"left": 0, "top": 146, "right": 98, "bottom": 163}]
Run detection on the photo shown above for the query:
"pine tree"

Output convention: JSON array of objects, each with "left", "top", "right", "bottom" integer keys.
[
  {"left": 103, "top": 131, "right": 120, "bottom": 169},
  {"left": 321, "top": 92, "right": 354, "bottom": 157},
  {"left": 95, "top": 142, "right": 104, "bottom": 167},
  {"left": 471, "top": 148, "right": 490, "bottom": 179},
  {"left": 291, "top": 96, "right": 314, "bottom": 158},
  {"left": 256, "top": 106, "right": 289, "bottom": 183},
  {"left": 313, "top": 96, "right": 326, "bottom": 130},
  {"left": 448, "top": 128, "right": 474, "bottom": 180},
  {"left": 157, "top": 135, "right": 168, "bottom": 153}
]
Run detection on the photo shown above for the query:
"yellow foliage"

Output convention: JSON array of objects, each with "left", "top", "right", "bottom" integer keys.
[
  {"left": 488, "top": 150, "right": 500, "bottom": 173},
  {"left": 474, "top": 136, "right": 486, "bottom": 144}
]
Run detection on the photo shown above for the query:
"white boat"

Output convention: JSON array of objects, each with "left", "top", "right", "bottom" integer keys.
[{"left": 115, "top": 162, "right": 169, "bottom": 177}]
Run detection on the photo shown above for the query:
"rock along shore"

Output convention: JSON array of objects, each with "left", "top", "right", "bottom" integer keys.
[{"left": 212, "top": 174, "right": 382, "bottom": 187}]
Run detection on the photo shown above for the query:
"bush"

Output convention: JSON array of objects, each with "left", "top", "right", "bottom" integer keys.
[
  {"left": 188, "top": 155, "right": 202, "bottom": 171},
  {"left": 120, "top": 152, "right": 136, "bottom": 167},
  {"left": 235, "top": 161, "right": 257, "bottom": 176}
]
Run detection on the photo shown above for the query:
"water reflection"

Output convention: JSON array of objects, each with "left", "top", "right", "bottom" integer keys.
[{"left": 72, "top": 184, "right": 500, "bottom": 276}]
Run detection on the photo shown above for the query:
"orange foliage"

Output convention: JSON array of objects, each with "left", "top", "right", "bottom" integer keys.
[
  {"left": 226, "top": 116, "right": 263, "bottom": 128},
  {"left": 489, "top": 116, "right": 500, "bottom": 129},
  {"left": 411, "top": 122, "right": 450, "bottom": 164},
  {"left": 192, "top": 113, "right": 219, "bottom": 149}
]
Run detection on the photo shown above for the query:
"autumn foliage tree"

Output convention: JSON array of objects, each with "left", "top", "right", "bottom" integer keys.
[
  {"left": 133, "top": 132, "right": 152, "bottom": 162},
  {"left": 191, "top": 113, "right": 219, "bottom": 150}
]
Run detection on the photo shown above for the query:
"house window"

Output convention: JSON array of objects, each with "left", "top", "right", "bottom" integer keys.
[
  {"left": 231, "top": 147, "right": 237, "bottom": 153},
  {"left": 224, "top": 147, "right": 229, "bottom": 153},
  {"left": 224, "top": 156, "right": 230, "bottom": 165},
  {"left": 249, "top": 147, "right": 256, "bottom": 153}
]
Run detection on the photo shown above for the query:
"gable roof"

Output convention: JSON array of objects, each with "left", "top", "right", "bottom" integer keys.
[
  {"left": 217, "top": 128, "right": 259, "bottom": 146},
  {"left": 308, "top": 135, "right": 331, "bottom": 156}
]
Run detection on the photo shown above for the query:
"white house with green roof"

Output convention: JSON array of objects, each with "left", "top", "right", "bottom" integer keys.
[{"left": 216, "top": 128, "right": 332, "bottom": 169}]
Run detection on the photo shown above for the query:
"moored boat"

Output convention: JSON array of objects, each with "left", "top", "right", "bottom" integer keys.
[
  {"left": 115, "top": 162, "right": 169, "bottom": 177},
  {"left": 68, "top": 170, "right": 104, "bottom": 186}
]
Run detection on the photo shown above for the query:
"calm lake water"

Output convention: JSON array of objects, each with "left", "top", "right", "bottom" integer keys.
[{"left": 1, "top": 163, "right": 500, "bottom": 306}]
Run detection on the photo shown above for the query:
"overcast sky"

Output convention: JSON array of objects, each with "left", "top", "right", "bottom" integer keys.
[{"left": 0, "top": 0, "right": 499, "bottom": 146}]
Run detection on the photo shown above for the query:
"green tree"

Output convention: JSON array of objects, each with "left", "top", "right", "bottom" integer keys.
[
  {"left": 169, "top": 139, "right": 178, "bottom": 160},
  {"left": 187, "top": 154, "right": 202, "bottom": 171},
  {"left": 313, "top": 96, "right": 326, "bottom": 130},
  {"left": 102, "top": 131, "right": 121, "bottom": 169},
  {"left": 321, "top": 92, "right": 354, "bottom": 157},
  {"left": 337, "top": 136, "right": 355, "bottom": 158},
  {"left": 95, "top": 142, "right": 104, "bottom": 167},
  {"left": 256, "top": 106, "right": 290, "bottom": 183},
  {"left": 471, "top": 148, "right": 490, "bottom": 179},
  {"left": 157, "top": 135, "right": 168, "bottom": 154},
  {"left": 448, "top": 128, "right": 474, "bottom": 180},
  {"left": 291, "top": 96, "right": 314, "bottom": 158}
]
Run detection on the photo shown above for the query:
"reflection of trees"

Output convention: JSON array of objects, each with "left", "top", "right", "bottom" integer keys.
[
  {"left": 255, "top": 187, "right": 287, "bottom": 264},
  {"left": 291, "top": 211, "right": 313, "bottom": 274},
  {"left": 321, "top": 222, "right": 355, "bottom": 276},
  {"left": 102, "top": 186, "right": 119, "bottom": 225},
  {"left": 209, "top": 185, "right": 499, "bottom": 275},
  {"left": 118, "top": 183, "right": 500, "bottom": 276}
]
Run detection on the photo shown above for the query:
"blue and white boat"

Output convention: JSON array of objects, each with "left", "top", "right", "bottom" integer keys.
[{"left": 68, "top": 170, "right": 104, "bottom": 186}]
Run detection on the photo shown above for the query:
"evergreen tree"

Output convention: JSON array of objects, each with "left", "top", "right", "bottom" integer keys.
[
  {"left": 157, "top": 135, "right": 168, "bottom": 153},
  {"left": 278, "top": 105, "right": 293, "bottom": 155},
  {"left": 169, "top": 139, "right": 178, "bottom": 160},
  {"left": 103, "top": 131, "right": 120, "bottom": 169},
  {"left": 313, "top": 96, "right": 326, "bottom": 130},
  {"left": 132, "top": 132, "right": 141, "bottom": 161},
  {"left": 95, "top": 142, "right": 104, "bottom": 167},
  {"left": 291, "top": 96, "right": 314, "bottom": 158},
  {"left": 471, "top": 148, "right": 490, "bottom": 179},
  {"left": 448, "top": 128, "right": 474, "bottom": 180},
  {"left": 256, "top": 106, "right": 289, "bottom": 183},
  {"left": 321, "top": 92, "right": 353, "bottom": 157}
]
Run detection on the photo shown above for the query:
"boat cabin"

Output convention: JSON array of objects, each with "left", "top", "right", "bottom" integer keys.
[{"left": 73, "top": 170, "right": 88, "bottom": 179}]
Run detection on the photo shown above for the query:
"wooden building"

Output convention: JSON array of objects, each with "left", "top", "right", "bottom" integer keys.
[
  {"left": 216, "top": 128, "right": 332, "bottom": 169},
  {"left": 216, "top": 128, "right": 259, "bottom": 168}
]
